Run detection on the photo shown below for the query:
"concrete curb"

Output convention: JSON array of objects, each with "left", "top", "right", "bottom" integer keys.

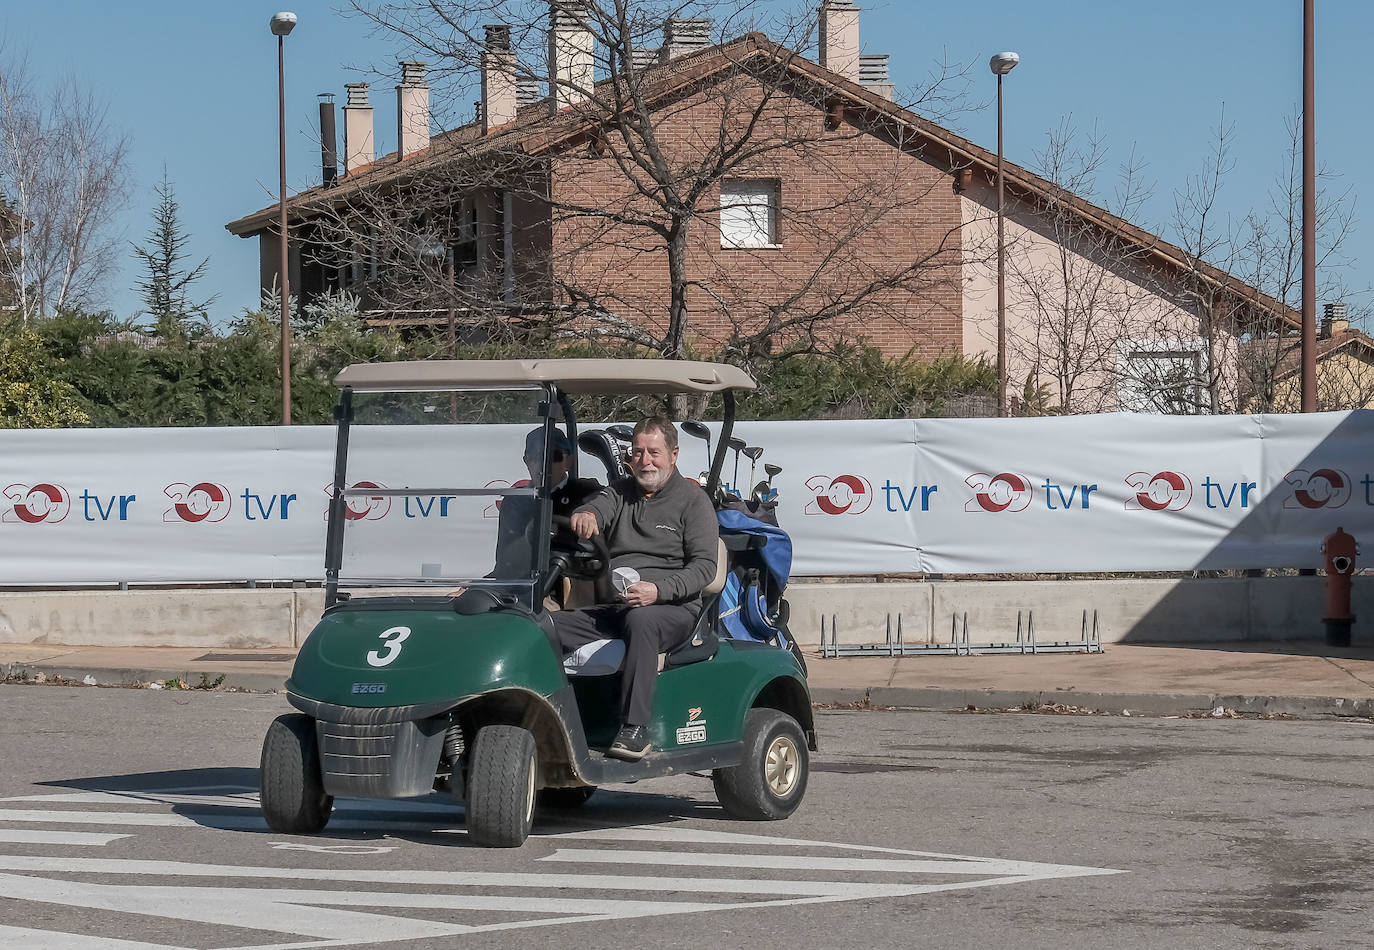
[
  {"left": 3, "top": 661, "right": 287, "bottom": 694},
  {"left": 812, "top": 686, "right": 1374, "bottom": 720}
]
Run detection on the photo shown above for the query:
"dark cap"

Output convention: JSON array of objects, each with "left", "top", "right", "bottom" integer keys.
[{"left": 524, "top": 427, "right": 572, "bottom": 460}]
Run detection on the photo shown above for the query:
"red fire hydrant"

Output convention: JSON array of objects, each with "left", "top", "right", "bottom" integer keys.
[{"left": 1322, "top": 527, "right": 1358, "bottom": 647}]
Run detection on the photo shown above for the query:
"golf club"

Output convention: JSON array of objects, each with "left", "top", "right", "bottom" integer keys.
[
  {"left": 606, "top": 423, "right": 634, "bottom": 444},
  {"left": 743, "top": 446, "right": 763, "bottom": 484},
  {"left": 751, "top": 480, "right": 770, "bottom": 503},
  {"left": 765, "top": 463, "right": 781, "bottom": 492},
  {"left": 727, "top": 437, "right": 746, "bottom": 488},
  {"left": 680, "top": 420, "right": 713, "bottom": 477}
]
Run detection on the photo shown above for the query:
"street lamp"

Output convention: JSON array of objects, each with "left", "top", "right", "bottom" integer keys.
[
  {"left": 990, "top": 50, "right": 1019, "bottom": 418},
  {"left": 271, "top": 11, "right": 298, "bottom": 426}
]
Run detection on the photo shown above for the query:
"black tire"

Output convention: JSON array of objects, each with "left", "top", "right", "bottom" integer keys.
[
  {"left": 260, "top": 714, "right": 333, "bottom": 834},
  {"left": 466, "top": 725, "right": 538, "bottom": 847},
  {"left": 713, "top": 708, "right": 809, "bottom": 821},
  {"left": 537, "top": 786, "right": 596, "bottom": 810}
]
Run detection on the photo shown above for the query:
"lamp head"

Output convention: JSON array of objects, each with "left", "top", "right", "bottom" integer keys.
[
  {"left": 270, "top": 12, "right": 299, "bottom": 36},
  {"left": 989, "top": 51, "right": 1020, "bottom": 75}
]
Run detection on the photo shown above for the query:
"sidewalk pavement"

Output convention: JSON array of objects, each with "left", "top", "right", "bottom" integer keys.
[{"left": 2, "top": 640, "right": 1373, "bottom": 719}]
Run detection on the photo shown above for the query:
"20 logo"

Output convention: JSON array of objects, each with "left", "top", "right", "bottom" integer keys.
[
  {"left": 325, "top": 481, "right": 392, "bottom": 522},
  {"left": 1282, "top": 468, "right": 1350, "bottom": 510},
  {"left": 163, "top": 483, "right": 232, "bottom": 523},
  {"left": 1125, "top": 471, "right": 1194, "bottom": 512},
  {"left": 2, "top": 483, "right": 72, "bottom": 524},
  {"left": 803, "top": 474, "right": 873, "bottom": 516},
  {"left": 963, "top": 473, "right": 1033, "bottom": 513}
]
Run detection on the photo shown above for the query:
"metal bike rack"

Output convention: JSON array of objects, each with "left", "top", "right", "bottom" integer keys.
[{"left": 819, "top": 609, "right": 1103, "bottom": 658}]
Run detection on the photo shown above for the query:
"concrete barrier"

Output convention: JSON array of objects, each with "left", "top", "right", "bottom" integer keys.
[{"left": 0, "top": 576, "right": 1366, "bottom": 649}]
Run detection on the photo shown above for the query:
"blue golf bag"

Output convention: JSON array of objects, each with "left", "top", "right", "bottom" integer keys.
[{"left": 716, "top": 504, "right": 805, "bottom": 672}]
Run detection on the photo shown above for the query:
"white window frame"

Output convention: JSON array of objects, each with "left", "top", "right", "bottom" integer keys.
[
  {"left": 719, "top": 179, "right": 780, "bottom": 249},
  {"left": 1115, "top": 337, "right": 1210, "bottom": 414}
]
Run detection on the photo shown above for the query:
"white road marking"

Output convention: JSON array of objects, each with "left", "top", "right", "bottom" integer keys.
[
  {"left": 0, "top": 808, "right": 449, "bottom": 833},
  {"left": 0, "top": 855, "right": 918, "bottom": 898},
  {"left": 0, "top": 923, "right": 189, "bottom": 950},
  {"left": 0, "top": 830, "right": 131, "bottom": 846},
  {"left": 0, "top": 787, "right": 1127, "bottom": 950},
  {"left": 540, "top": 847, "right": 1124, "bottom": 879}
]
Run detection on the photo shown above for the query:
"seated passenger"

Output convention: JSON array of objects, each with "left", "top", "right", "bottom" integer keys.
[
  {"left": 490, "top": 428, "right": 602, "bottom": 581},
  {"left": 551, "top": 417, "right": 718, "bottom": 761}
]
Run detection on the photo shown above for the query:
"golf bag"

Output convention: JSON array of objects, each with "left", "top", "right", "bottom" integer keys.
[{"left": 716, "top": 502, "right": 805, "bottom": 672}]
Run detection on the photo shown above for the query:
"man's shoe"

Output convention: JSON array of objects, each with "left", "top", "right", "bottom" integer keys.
[{"left": 607, "top": 725, "right": 651, "bottom": 761}]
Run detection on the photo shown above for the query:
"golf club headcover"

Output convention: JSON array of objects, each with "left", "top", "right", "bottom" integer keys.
[{"left": 578, "top": 429, "right": 628, "bottom": 482}]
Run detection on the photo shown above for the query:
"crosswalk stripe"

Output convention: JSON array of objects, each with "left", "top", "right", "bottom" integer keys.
[
  {"left": 0, "top": 923, "right": 190, "bottom": 950},
  {"left": 541, "top": 847, "right": 1124, "bottom": 879},
  {"left": 0, "top": 855, "right": 920, "bottom": 899},
  {"left": 0, "top": 808, "right": 448, "bottom": 833},
  {"left": 0, "top": 830, "right": 132, "bottom": 846}
]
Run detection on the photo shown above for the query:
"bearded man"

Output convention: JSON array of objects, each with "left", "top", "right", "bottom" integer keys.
[{"left": 552, "top": 416, "right": 719, "bottom": 761}]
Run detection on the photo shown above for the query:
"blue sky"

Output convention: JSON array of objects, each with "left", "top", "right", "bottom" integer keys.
[{"left": 3, "top": 1, "right": 1370, "bottom": 327}]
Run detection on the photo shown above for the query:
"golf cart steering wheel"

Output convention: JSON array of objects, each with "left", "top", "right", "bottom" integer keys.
[{"left": 549, "top": 514, "right": 613, "bottom": 603}]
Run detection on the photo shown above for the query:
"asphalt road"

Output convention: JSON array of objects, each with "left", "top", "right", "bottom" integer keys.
[{"left": 0, "top": 683, "right": 1371, "bottom": 950}]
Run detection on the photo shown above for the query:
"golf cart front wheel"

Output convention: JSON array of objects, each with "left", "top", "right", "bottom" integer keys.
[
  {"left": 713, "top": 708, "right": 808, "bottom": 820},
  {"left": 466, "top": 725, "right": 538, "bottom": 847},
  {"left": 260, "top": 714, "right": 334, "bottom": 834}
]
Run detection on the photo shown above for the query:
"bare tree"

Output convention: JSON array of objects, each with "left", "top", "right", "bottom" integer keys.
[
  {"left": 0, "top": 43, "right": 130, "bottom": 323},
  {"left": 1002, "top": 119, "right": 1157, "bottom": 413},
  {"left": 293, "top": 0, "right": 974, "bottom": 375}
]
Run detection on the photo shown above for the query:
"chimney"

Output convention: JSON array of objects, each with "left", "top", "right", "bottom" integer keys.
[
  {"left": 1322, "top": 302, "right": 1350, "bottom": 338},
  {"left": 630, "top": 47, "right": 659, "bottom": 71},
  {"left": 660, "top": 18, "right": 711, "bottom": 61},
  {"left": 549, "top": 1, "right": 594, "bottom": 108},
  {"left": 343, "top": 82, "right": 374, "bottom": 174},
  {"left": 482, "top": 25, "right": 518, "bottom": 132},
  {"left": 397, "top": 60, "right": 430, "bottom": 158},
  {"left": 318, "top": 93, "right": 338, "bottom": 186},
  {"left": 517, "top": 78, "right": 543, "bottom": 106},
  {"left": 819, "top": 1, "right": 861, "bottom": 82},
  {"left": 859, "top": 53, "right": 893, "bottom": 99}
]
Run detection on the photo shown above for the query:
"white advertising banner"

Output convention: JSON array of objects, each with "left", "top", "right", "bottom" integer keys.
[{"left": 1, "top": 412, "right": 1370, "bottom": 583}]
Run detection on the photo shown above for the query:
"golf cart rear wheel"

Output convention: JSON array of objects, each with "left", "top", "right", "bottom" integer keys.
[
  {"left": 260, "top": 714, "right": 334, "bottom": 834},
  {"left": 713, "top": 708, "right": 808, "bottom": 820},
  {"left": 466, "top": 725, "right": 538, "bottom": 847},
  {"left": 537, "top": 786, "right": 596, "bottom": 810}
]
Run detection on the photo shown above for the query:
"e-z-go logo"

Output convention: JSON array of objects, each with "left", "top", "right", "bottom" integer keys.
[
  {"left": 2, "top": 483, "right": 72, "bottom": 524},
  {"left": 325, "top": 480, "right": 391, "bottom": 522},
  {"left": 163, "top": 482, "right": 232, "bottom": 523},
  {"left": 804, "top": 474, "right": 873, "bottom": 515},
  {"left": 1283, "top": 468, "right": 1350, "bottom": 510},
  {"left": 964, "top": 472, "right": 1033, "bottom": 513}
]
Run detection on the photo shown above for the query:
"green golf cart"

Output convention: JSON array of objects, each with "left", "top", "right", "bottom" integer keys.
[{"left": 259, "top": 359, "right": 814, "bottom": 847}]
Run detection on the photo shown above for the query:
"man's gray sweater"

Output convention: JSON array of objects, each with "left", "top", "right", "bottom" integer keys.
[{"left": 574, "top": 469, "right": 718, "bottom": 616}]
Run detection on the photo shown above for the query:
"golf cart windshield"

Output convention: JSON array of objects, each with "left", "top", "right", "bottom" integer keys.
[{"left": 333, "top": 388, "right": 559, "bottom": 608}]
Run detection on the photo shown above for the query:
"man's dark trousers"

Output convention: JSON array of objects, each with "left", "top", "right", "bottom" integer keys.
[{"left": 553, "top": 605, "right": 696, "bottom": 726}]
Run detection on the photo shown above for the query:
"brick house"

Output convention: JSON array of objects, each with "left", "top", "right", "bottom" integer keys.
[{"left": 226, "top": 1, "right": 1295, "bottom": 413}]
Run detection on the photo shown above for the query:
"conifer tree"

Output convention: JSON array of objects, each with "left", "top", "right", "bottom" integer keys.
[{"left": 131, "top": 171, "right": 213, "bottom": 338}]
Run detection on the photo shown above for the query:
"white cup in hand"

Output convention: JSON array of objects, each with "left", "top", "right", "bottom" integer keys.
[{"left": 612, "top": 567, "right": 640, "bottom": 599}]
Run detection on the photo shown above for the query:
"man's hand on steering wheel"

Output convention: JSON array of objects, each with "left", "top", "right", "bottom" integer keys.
[{"left": 570, "top": 510, "right": 598, "bottom": 539}]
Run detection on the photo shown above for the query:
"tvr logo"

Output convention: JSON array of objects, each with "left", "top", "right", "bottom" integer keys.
[
  {"left": 163, "top": 483, "right": 232, "bottom": 523},
  {"left": 1125, "top": 471, "right": 1194, "bottom": 512},
  {"left": 2, "top": 483, "right": 72, "bottom": 524},
  {"left": 1283, "top": 468, "right": 1350, "bottom": 510},
  {"left": 964, "top": 473, "right": 1033, "bottom": 513},
  {"left": 803, "top": 474, "right": 873, "bottom": 516}
]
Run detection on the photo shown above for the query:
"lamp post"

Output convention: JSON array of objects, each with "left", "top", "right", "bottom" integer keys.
[
  {"left": 1300, "top": 0, "right": 1316, "bottom": 412},
  {"left": 990, "top": 50, "right": 1019, "bottom": 418},
  {"left": 271, "top": 11, "right": 298, "bottom": 426}
]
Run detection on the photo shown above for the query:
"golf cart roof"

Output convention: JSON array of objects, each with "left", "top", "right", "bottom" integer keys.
[{"left": 334, "top": 359, "right": 757, "bottom": 395}]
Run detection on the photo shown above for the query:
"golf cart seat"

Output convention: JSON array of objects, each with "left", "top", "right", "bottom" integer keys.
[{"left": 562, "top": 539, "right": 728, "bottom": 677}]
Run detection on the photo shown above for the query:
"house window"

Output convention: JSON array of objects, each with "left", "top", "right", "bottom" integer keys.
[
  {"left": 1117, "top": 340, "right": 1206, "bottom": 414},
  {"left": 720, "top": 180, "right": 779, "bottom": 248}
]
